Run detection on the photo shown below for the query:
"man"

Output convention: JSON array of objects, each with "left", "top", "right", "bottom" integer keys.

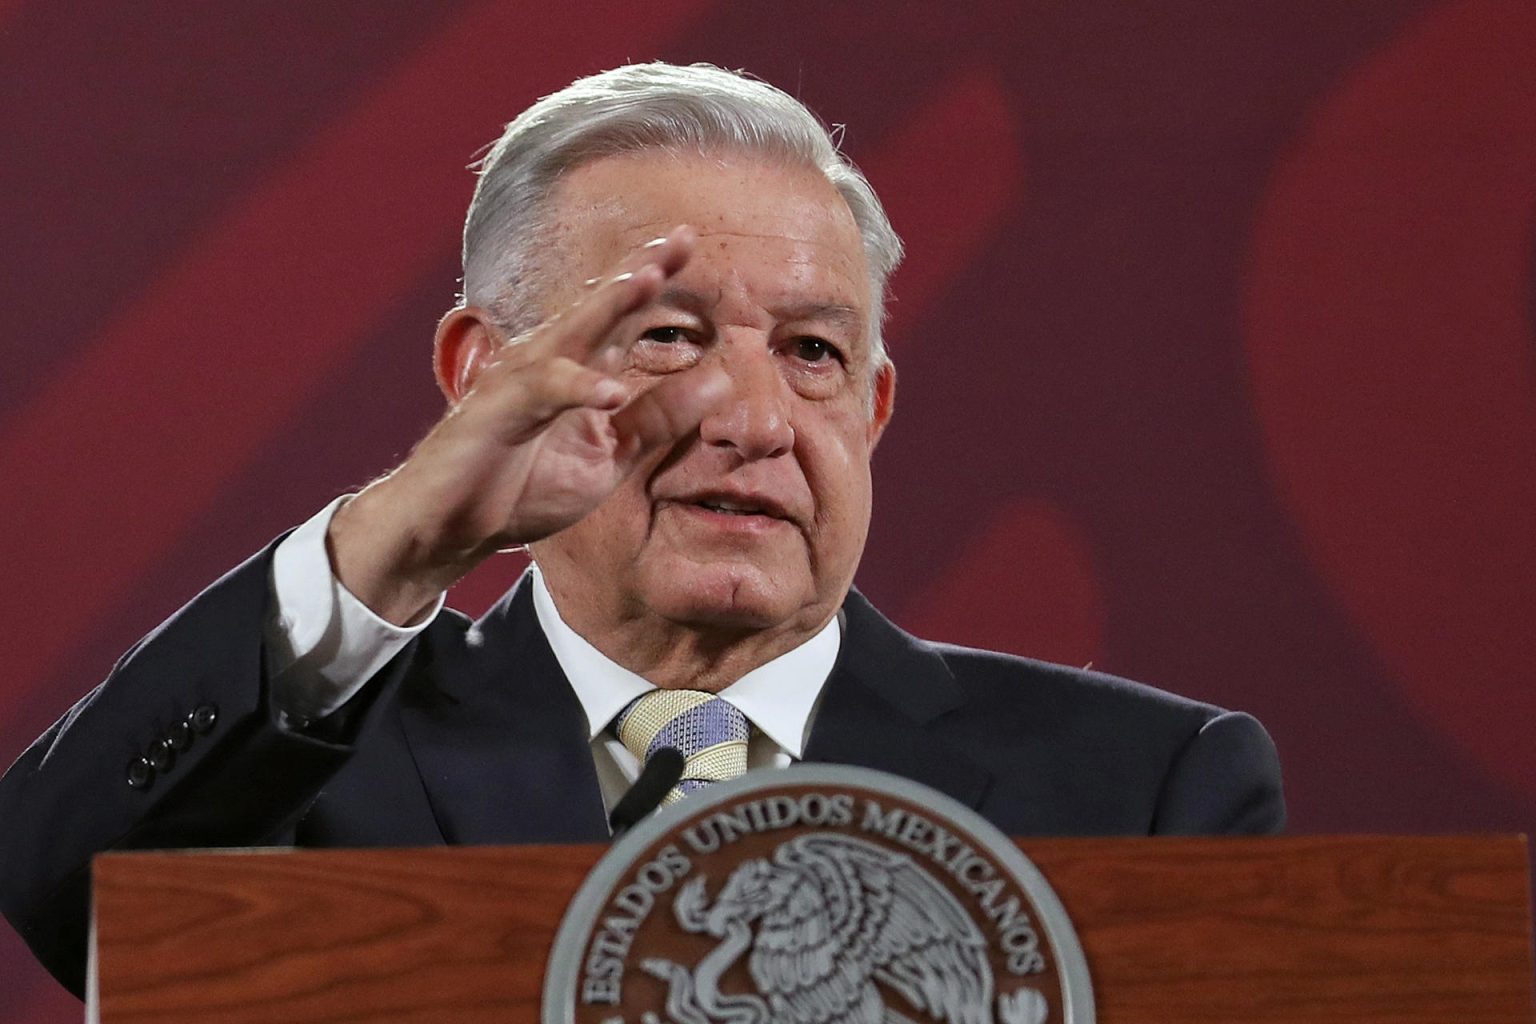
[{"left": 0, "top": 63, "right": 1283, "bottom": 997}]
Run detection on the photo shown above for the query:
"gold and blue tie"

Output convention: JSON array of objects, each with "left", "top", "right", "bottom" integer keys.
[{"left": 615, "top": 690, "right": 750, "bottom": 805}]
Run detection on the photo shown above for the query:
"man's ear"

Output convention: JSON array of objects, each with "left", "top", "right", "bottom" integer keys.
[
  {"left": 868, "top": 360, "right": 896, "bottom": 448},
  {"left": 432, "top": 306, "right": 504, "bottom": 402}
]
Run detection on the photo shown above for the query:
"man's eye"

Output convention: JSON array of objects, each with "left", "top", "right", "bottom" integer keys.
[
  {"left": 631, "top": 326, "right": 701, "bottom": 373},
  {"left": 792, "top": 337, "right": 841, "bottom": 363}
]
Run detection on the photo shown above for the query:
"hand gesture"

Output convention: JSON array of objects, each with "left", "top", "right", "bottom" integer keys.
[{"left": 328, "top": 227, "right": 724, "bottom": 623}]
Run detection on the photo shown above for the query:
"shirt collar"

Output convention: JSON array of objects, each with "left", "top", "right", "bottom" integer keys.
[{"left": 529, "top": 564, "right": 839, "bottom": 757}]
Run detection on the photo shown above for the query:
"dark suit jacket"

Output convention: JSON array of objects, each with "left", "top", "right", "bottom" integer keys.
[{"left": 0, "top": 542, "right": 1284, "bottom": 995}]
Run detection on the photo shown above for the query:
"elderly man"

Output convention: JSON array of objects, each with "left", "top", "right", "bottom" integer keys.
[{"left": 0, "top": 63, "right": 1283, "bottom": 997}]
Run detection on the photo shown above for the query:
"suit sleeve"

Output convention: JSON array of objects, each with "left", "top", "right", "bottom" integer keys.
[
  {"left": 1150, "top": 710, "right": 1286, "bottom": 835},
  {"left": 0, "top": 541, "right": 409, "bottom": 996}
]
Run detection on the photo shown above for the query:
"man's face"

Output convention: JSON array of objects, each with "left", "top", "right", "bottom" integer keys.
[{"left": 529, "top": 149, "right": 894, "bottom": 646}]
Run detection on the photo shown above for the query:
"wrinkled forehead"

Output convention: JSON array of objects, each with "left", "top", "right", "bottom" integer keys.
[{"left": 543, "top": 149, "right": 872, "bottom": 309}]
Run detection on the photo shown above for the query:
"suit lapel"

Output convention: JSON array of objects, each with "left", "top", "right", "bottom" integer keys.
[
  {"left": 396, "top": 579, "right": 989, "bottom": 842},
  {"left": 804, "top": 591, "right": 992, "bottom": 809},
  {"left": 397, "top": 576, "right": 610, "bottom": 845}
]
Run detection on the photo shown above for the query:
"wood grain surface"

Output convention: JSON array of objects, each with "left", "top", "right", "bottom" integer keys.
[{"left": 93, "top": 836, "right": 1535, "bottom": 1023}]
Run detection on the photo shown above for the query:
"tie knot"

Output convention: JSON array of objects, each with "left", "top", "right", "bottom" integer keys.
[{"left": 615, "top": 690, "right": 750, "bottom": 804}]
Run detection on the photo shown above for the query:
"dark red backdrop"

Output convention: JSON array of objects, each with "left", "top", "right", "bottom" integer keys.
[{"left": 3, "top": 2, "right": 1532, "bottom": 1018}]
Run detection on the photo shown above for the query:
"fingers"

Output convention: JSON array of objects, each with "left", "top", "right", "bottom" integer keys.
[
  {"left": 479, "top": 356, "right": 629, "bottom": 437},
  {"left": 609, "top": 364, "right": 731, "bottom": 473},
  {"left": 538, "top": 225, "right": 696, "bottom": 363},
  {"left": 448, "top": 224, "right": 702, "bottom": 462},
  {"left": 463, "top": 225, "right": 694, "bottom": 421}
]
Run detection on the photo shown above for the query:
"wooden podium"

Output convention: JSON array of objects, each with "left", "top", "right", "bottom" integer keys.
[{"left": 91, "top": 836, "right": 1535, "bottom": 1023}]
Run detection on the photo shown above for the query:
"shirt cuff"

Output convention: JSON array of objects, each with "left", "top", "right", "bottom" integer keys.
[{"left": 265, "top": 495, "right": 446, "bottom": 722}]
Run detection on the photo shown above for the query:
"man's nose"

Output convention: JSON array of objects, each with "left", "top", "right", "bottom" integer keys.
[{"left": 698, "top": 344, "right": 794, "bottom": 460}]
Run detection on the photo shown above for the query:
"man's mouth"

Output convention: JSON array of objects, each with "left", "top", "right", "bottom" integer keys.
[
  {"left": 697, "top": 498, "right": 772, "bottom": 516},
  {"left": 672, "top": 491, "right": 795, "bottom": 524}
]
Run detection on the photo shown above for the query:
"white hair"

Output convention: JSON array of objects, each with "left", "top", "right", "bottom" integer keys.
[{"left": 461, "top": 62, "right": 903, "bottom": 374}]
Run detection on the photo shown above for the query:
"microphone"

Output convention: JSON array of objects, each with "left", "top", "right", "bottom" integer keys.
[{"left": 609, "top": 746, "right": 685, "bottom": 838}]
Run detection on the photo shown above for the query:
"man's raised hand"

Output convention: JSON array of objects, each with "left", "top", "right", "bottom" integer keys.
[{"left": 327, "top": 226, "right": 725, "bottom": 624}]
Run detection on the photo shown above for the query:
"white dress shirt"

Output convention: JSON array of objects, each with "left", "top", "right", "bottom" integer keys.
[{"left": 262, "top": 497, "right": 840, "bottom": 812}]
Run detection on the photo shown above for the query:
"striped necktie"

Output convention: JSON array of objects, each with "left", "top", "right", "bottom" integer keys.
[{"left": 615, "top": 690, "right": 750, "bottom": 805}]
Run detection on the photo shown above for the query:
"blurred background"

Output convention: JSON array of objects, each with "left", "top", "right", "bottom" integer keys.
[{"left": 2, "top": 1, "right": 1532, "bottom": 1018}]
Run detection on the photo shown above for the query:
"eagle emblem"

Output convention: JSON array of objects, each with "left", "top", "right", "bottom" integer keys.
[{"left": 636, "top": 833, "right": 1049, "bottom": 1024}]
